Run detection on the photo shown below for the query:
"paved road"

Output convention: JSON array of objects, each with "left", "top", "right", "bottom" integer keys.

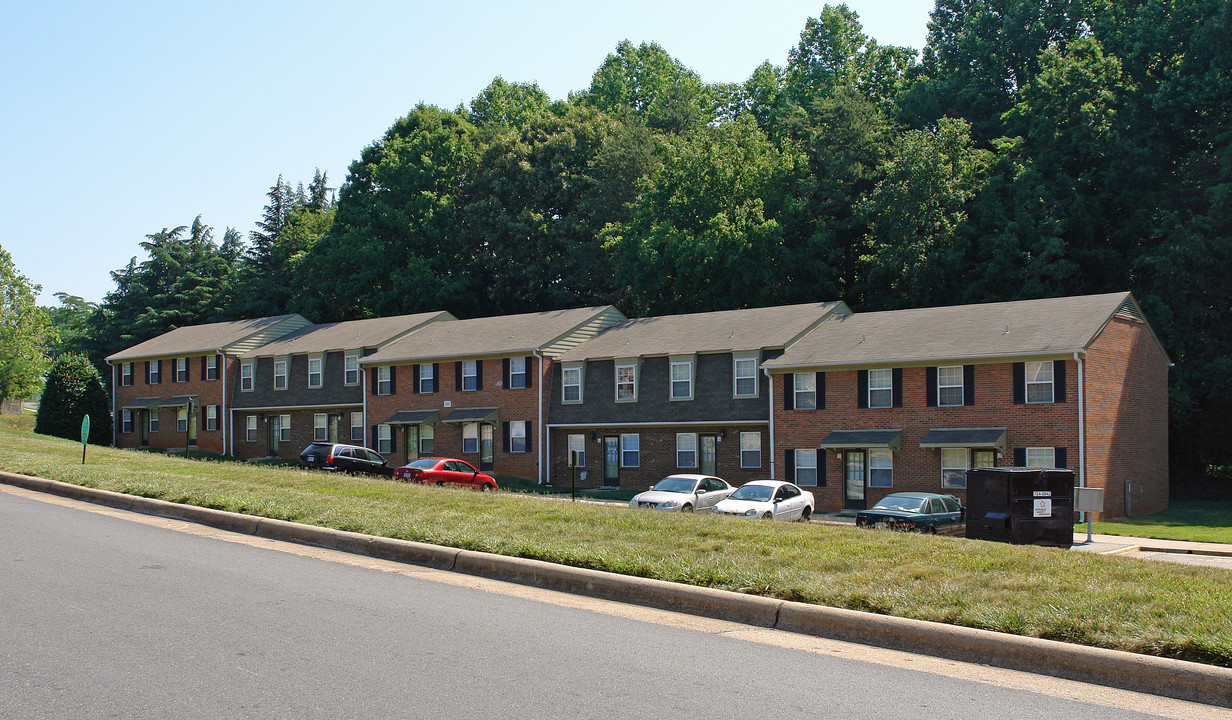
[{"left": 0, "top": 489, "right": 1221, "bottom": 720}]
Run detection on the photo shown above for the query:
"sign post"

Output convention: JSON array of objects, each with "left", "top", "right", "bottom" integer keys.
[{"left": 80, "top": 415, "right": 90, "bottom": 464}]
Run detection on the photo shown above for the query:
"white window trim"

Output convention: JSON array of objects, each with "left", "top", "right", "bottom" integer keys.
[
  {"left": 739, "top": 431, "right": 761, "bottom": 468},
  {"left": 176, "top": 406, "right": 188, "bottom": 433},
  {"left": 868, "top": 368, "right": 893, "bottom": 409},
  {"left": 420, "top": 424, "right": 435, "bottom": 454},
  {"left": 794, "top": 372, "right": 817, "bottom": 410},
  {"left": 205, "top": 355, "right": 219, "bottom": 381},
  {"left": 620, "top": 433, "right": 640, "bottom": 467},
  {"left": 562, "top": 363, "right": 583, "bottom": 404},
  {"left": 149, "top": 362, "right": 161, "bottom": 384},
  {"left": 377, "top": 365, "right": 392, "bottom": 396},
  {"left": 314, "top": 413, "right": 328, "bottom": 441},
  {"left": 205, "top": 405, "right": 218, "bottom": 432},
  {"left": 246, "top": 415, "right": 257, "bottom": 442},
  {"left": 868, "top": 448, "right": 894, "bottom": 488},
  {"left": 175, "top": 357, "right": 188, "bottom": 382},
  {"left": 308, "top": 354, "right": 324, "bottom": 389},
  {"left": 733, "top": 354, "right": 759, "bottom": 398},
  {"left": 509, "top": 357, "right": 528, "bottom": 389},
  {"left": 461, "top": 361, "right": 478, "bottom": 392},
  {"left": 669, "top": 357, "right": 694, "bottom": 401},
  {"left": 1026, "top": 447, "right": 1056, "bottom": 468},
  {"left": 420, "top": 363, "right": 435, "bottom": 394},
  {"left": 937, "top": 365, "right": 963, "bottom": 406},
  {"left": 509, "top": 420, "right": 528, "bottom": 453},
  {"left": 121, "top": 362, "right": 133, "bottom": 386},
  {"left": 941, "top": 448, "right": 968, "bottom": 489},
  {"left": 615, "top": 360, "right": 638, "bottom": 403},
  {"left": 794, "top": 449, "right": 818, "bottom": 487},
  {"left": 350, "top": 412, "right": 364, "bottom": 442},
  {"left": 344, "top": 351, "right": 361, "bottom": 386},
  {"left": 567, "top": 434, "right": 586, "bottom": 467},
  {"left": 273, "top": 358, "right": 288, "bottom": 391},
  {"left": 676, "top": 432, "right": 697, "bottom": 468},
  {"left": 278, "top": 414, "right": 291, "bottom": 442},
  {"left": 121, "top": 409, "right": 133, "bottom": 433},
  {"left": 1026, "top": 361, "right": 1055, "bottom": 404},
  {"left": 462, "top": 422, "right": 479, "bottom": 453},
  {"left": 377, "top": 424, "right": 392, "bottom": 453},
  {"left": 240, "top": 361, "right": 254, "bottom": 392},
  {"left": 148, "top": 413, "right": 159, "bottom": 433}
]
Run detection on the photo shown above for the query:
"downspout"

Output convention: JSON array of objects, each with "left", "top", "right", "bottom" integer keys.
[
  {"left": 764, "top": 367, "right": 775, "bottom": 480},
  {"left": 1075, "top": 351, "right": 1086, "bottom": 519},
  {"left": 534, "top": 350, "right": 544, "bottom": 485},
  {"left": 362, "top": 362, "right": 368, "bottom": 443},
  {"left": 107, "top": 361, "right": 116, "bottom": 447},
  {"left": 220, "top": 351, "right": 228, "bottom": 456}
]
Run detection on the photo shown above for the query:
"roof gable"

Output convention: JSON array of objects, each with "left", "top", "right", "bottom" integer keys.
[
  {"left": 106, "top": 314, "right": 311, "bottom": 361},
  {"left": 242, "top": 311, "right": 456, "bottom": 357}
]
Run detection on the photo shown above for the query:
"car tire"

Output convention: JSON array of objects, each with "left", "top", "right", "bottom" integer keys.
[
  {"left": 681, "top": 504, "right": 693, "bottom": 513},
  {"left": 762, "top": 511, "right": 773, "bottom": 520},
  {"left": 480, "top": 483, "right": 492, "bottom": 492},
  {"left": 799, "top": 507, "right": 812, "bottom": 522},
  {"left": 436, "top": 481, "right": 445, "bottom": 487}
]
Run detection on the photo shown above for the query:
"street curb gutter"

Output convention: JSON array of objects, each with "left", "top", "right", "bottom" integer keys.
[{"left": 4, "top": 471, "right": 1229, "bottom": 708}]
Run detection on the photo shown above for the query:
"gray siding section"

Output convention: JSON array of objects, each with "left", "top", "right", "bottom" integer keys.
[
  {"left": 550, "top": 351, "right": 782, "bottom": 424},
  {"left": 232, "top": 350, "right": 365, "bottom": 409}
]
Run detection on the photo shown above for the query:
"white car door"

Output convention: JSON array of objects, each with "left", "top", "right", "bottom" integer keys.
[
  {"left": 775, "top": 485, "right": 804, "bottom": 520},
  {"left": 697, "top": 478, "right": 723, "bottom": 513}
]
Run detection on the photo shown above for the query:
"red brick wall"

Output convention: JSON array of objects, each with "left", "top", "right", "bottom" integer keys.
[
  {"left": 229, "top": 406, "right": 363, "bottom": 460},
  {"left": 113, "top": 354, "right": 229, "bottom": 454},
  {"left": 546, "top": 425, "right": 771, "bottom": 489},
  {"left": 772, "top": 363, "right": 1079, "bottom": 513},
  {"left": 364, "top": 356, "right": 549, "bottom": 481},
  {"left": 1083, "top": 317, "right": 1169, "bottom": 518}
]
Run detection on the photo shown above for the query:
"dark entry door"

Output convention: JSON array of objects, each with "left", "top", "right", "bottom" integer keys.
[
  {"left": 844, "top": 450, "right": 866, "bottom": 510},
  {"left": 140, "top": 412, "right": 149, "bottom": 446},
  {"left": 699, "top": 435, "right": 718, "bottom": 476},
  {"left": 603, "top": 436, "right": 619, "bottom": 487},
  {"left": 479, "top": 424, "right": 494, "bottom": 471}
]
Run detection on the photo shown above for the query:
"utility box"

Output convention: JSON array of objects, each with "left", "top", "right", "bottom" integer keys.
[
  {"left": 965, "top": 467, "right": 1075, "bottom": 549},
  {"left": 1075, "top": 487, "right": 1105, "bottom": 515}
]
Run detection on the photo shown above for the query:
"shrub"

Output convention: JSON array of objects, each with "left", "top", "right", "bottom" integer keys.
[{"left": 34, "top": 353, "right": 112, "bottom": 445}]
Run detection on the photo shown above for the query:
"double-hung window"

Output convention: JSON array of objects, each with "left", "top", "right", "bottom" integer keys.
[
  {"left": 868, "top": 449, "right": 893, "bottom": 488},
  {"left": 509, "top": 357, "right": 528, "bottom": 389},
  {"left": 941, "top": 448, "right": 968, "bottom": 489},
  {"left": 937, "top": 366, "right": 963, "bottom": 406},
  {"left": 278, "top": 415, "right": 291, "bottom": 442},
  {"left": 462, "top": 422, "right": 479, "bottom": 453},
  {"left": 509, "top": 421, "right": 528, "bottom": 453},
  {"left": 376, "top": 366, "right": 392, "bottom": 395},
  {"left": 205, "top": 405, "right": 218, "bottom": 432},
  {"left": 344, "top": 352, "right": 360, "bottom": 385},
  {"left": 176, "top": 406, "right": 188, "bottom": 433},
  {"left": 246, "top": 415, "right": 257, "bottom": 442},
  {"left": 670, "top": 358, "right": 692, "bottom": 400},
  {"left": 205, "top": 355, "right": 218, "bottom": 381},
  {"left": 121, "top": 409, "right": 133, "bottom": 433},
  {"left": 121, "top": 363, "right": 133, "bottom": 386},
  {"left": 733, "top": 355, "right": 758, "bottom": 398},
  {"left": 420, "top": 425, "right": 434, "bottom": 455},
  {"left": 615, "top": 362, "right": 637, "bottom": 402},
  {"left": 240, "top": 361, "right": 253, "bottom": 391},
  {"left": 794, "top": 449, "right": 818, "bottom": 486},
  {"left": 868, "top": 369, "right": 893, "bottom": 408},
  {"left": 273, "top": 358, "right": 288, "bottom": 390},
  {"left": 676, "top": 433, "right": 697, "bottom": 468},
  {"left": 419, "top": 363, "right": 434, "bottom": 393},
  {"left": 1026, "top": 447, "right": 1056, "bottom": 468},
  {"left": 740, "top": 432, "right": 761, "bottom": 468},
  {"left": 562, "top": 364, "right": 582, "bottom": 403},
  {"left": 350, "top": 412, "right": 364, "bottom": 442},
  {"left": 377, "top": 424, "right": 392, "bottom": 453},
  {"left": 1026, "top": 361, "right": 1054, "bottom": 403},
  {"left": 308, "top": 355, "right": 323, "bottom": 388},
  {"left": 567, "top": 434, "right": 586, "bottom": 467},
  {"left": 149, "top": 361, "right": 161, "bottom": 385},
  {"left": 314, "top": 413, "right": 328, "bottom": 441},
  {"left": 620, "top": 434, "right": 640, "bottom": 467},
  {"left": 148, "top": 412, "right": 159, "bottom": 433},
  {"left": 461, "top": 361, "right": 478, "bottom": 391},
  {"left": 175, "top": 357, "right": 188, "bottom": 383},
  {"left": 794, "top": 373, "right": 817, "bottom": 410}
]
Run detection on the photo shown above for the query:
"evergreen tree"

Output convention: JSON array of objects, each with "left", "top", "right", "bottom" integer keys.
[{"left": 34, "top": 353, "right": 112, "bottom": 444}]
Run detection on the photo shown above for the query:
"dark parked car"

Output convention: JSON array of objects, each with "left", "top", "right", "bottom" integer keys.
[
  {"left": 393, "top": 457, "right": 498, "bottom": 491},
  {"left": 855, "top": 492, "right": 965, "bottom": 534},
  {"left": 299, "top": 443, "right": 395, "bottom": 477}
]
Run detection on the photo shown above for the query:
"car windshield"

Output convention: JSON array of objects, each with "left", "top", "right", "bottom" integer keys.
[
  {"left": 729, "top": 485, "right": 774, "bottom": 502},
  {"left": 406, "top": 459, "right": 439, "bottom": 469},
  {"left": 872, "top": 496, "right": 927, "bottom": 512},
  {"left": 652, "top": 477, "right": 698, "bottom": 494}
]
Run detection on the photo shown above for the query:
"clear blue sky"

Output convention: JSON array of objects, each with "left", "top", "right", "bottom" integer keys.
[{"left": 1, "top": 1, "right": 935, "bottom": 306}]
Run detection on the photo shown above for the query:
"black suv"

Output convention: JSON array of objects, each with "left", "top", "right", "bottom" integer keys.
[{"left": 298, "top": 443, "right": 395, "bottom": 477}]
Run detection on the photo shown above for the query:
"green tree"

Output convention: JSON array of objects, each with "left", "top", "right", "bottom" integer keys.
[
  {"left": 582, "top": 40, "right": 713, "bottom": 133},
  {"left": 34, "top": 353, "right": 112, "bottom": 444},
  {"left": 0, "top": 245, "right": 54, "bottom": 404},
  {"left": 43, "top": 292, "right": 98, "bottom": 358},
  {"left": 469, "top": 77, "right": 552, "bottom": 129}
]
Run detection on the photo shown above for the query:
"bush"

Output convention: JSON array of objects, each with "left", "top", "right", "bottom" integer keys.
[{"left": 34, "top": 354, "right": 112, "bottom": 445}]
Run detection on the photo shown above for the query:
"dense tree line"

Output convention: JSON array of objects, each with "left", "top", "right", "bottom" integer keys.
[{"left": 55, "top": 1, "right": 1232, "bottom": 484}]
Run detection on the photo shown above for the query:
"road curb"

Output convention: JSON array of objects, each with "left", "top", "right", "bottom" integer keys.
[{"left": 3, "top": 470, "right": 1229, "bottom": 708}]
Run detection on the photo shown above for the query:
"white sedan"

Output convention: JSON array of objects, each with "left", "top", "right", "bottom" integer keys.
[
  {"left": 713, "top": 480, "right": 815, "bottom": 521},
  {"left": 628, "top": 474, "right": 736, "bottom": 513}
]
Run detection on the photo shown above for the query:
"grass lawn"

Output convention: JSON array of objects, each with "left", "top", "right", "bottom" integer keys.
[
  {"left": 1080, "top": 501, "right": 1232, "bottom": 544},
  {"left": 2, "top": 424, "right": 1230, "bottom": 668},
  {"left": 498, "top": 475, "right": 639, "bottom": 502}
]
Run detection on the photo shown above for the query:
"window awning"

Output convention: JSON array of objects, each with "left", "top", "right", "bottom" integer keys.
[
  {"left": 383, "top": 410, "right": 439, "bottom": 426},
  {"left": 818, "top": 429, "right": 901, "bottom": 450},
  {"left": 121, "top": 397, "right": 162, "bottom": 410},
  {"left": 159, "top": 395, "right": 198, "bottom": 407},
  {"left": 919, "top": 428, "right": 1006, "bottom": 452},
  {"left": 441, "top": 407, "right": 499, "bottom": 425}
]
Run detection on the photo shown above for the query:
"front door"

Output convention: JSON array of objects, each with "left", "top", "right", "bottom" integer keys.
[
  {"left": 406, "top": 426, "right": 419, "bottom": 463},
  {"left": 139, "top": 411, "right": 149, "bottom": 446},
  {"left": 269, "top": 416, "right": 280, "bottom": 456},
  {"left": 699, "top": 435, "right": 717, "bottom": 476},
  {"left": 603, "top": 436, "right": 619, "bottom": 487},
  {"left": 479, "top": 424, "right": 494, "bottom": 471},
  {"left": 188, "top": 411, "right": 197, "bottom": 447},
  {"left": 328, "top": 415, "right": 339, "bottom": 443},
  {"left": 844, "top": 450, "right": 866, "bottom": 510}
]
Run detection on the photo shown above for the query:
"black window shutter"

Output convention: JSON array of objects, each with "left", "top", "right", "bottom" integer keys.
[
  {"left": 1055, "top": 447, "right": 1067, "bottom": 469},
  {"left": 389, "top": 366, "right": 396, "bottom": 395},
  {"left": 157, "top": 360, "right": 163, "bottom": 383},
  {"left": 1013, "top": 448, "right": 1026, "bottom": 466},
  {"left": 784, "top": 449, "right": 795, "bottom": 482},
  {"left": 390, "top": 427, "right": 397, "bottom": 453},
  {"left": 526, "top": 422, "right": 532, "bottom": 449},
  {"left": 964, "top": 364, "right": 975, "bottom": 406},
  {"left": 503, "top": 358, "right": 510, "bottom": 387},
  {"left": 412, "top": 365, "right": 420, "bottom": 394},
  {"left": 1013, "top": 363, "right": 1025, "bottom": 404},
  {"left": 816, "top": 372, "right": 825, "bottom": 409},
  {"left": 503, "top": 422, "right": 510, "bottom": 452},
  {"left": 526, "top": 356, "right": 534, "bottom": 389},
  {"left": 1054, "top": 361, "right": 1066, "bottom": 403},
  {"left": 783, "top": 374, "right": 794, "bottom": 410},
  {"left": 926, "top": 367, "right": 937, "bottom": 407},
  {"left": 892, "top": 368, "right": 903, "bottom": 407},
  {"left": 476, "top": 360, "right": 483, "bottom": 390},
  {"left": 432, "top": 363, "right": 439, "bottom": 392},
  {"left": 857, "top": 370, "right": 868, "bottom": 408},
  {"left": 201, "top": 356, "right": 207, "bottom": 381},
  {"left": 200, "top": 405, "right": 207, "bottom": 428},
  {"left": 817, "top": 449, "right": 827, "bottom": 486},
  {"left": 455, "top": 362, "right": 463, "bottom": 391},
  {"left": 170, "top": 360, "right": 176, "bottom": 383},
  {"left": 145, "top": 361, "right": 150, "bottom": 384},
  {"left": 371, "top": 425, "right": 378, "bottom": 449},
  {"left": 371, "top": 367, "right": 379, "bottom": 392}
]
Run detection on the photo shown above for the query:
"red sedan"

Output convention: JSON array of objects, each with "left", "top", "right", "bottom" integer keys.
[{"left": 394, "top": 458, "right": 498, "bottom": 491}]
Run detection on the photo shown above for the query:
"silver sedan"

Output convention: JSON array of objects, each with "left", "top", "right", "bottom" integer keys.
[{"left": 628, "top": 474, "right": 737, "bottom": 513}]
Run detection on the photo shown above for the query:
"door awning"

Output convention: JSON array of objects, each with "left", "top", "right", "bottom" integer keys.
[
  {"left": 919, "top": 428, "right": 1006, "bottom": 452},
  {"left": 159, "top": 395, "right": 198, "bottom": 407},
  {"left": 383, "top": 410, "right": 439, "bottom": 425},
  {"left": 441, "top": 407, "right": 499, "bottom": 425},
  {"left": 818, "top": 429, "right": 902, "bottom": 450},
  {"left": 121, "top": 397, "right": 162, "bottom": 410}
]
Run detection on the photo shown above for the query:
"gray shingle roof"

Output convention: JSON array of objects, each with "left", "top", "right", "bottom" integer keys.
[
  {"left": 764, "top": 292, "right": 1151, "bottom": 370},
  {"left": 556, "top": 302, "right": 847, "bottom": 361},
  {"left": 242, "top": 312, "right": 454, "bottom": 358},
  {"left": 361, "top": 306, "right": 622, "bottom": 364},
  {"left": 106, "top": 314, "right": 310, "bottom": 361}
]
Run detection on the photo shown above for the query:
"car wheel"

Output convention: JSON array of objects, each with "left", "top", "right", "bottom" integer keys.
[
  {"left": 799, "top": 507, "right": 812, "bottom": 522},
  {"left": 762, "top": 511, "right": 773, "bottom": 520},
  {"left": 681, "top": 504, "right": 693, "bottom": 513},
  {"left": 436, "top": 481, "right": 445, "bottom": 487},
  {"left": 928, "top": 526, "right": 938, "bottom": 535},
  {"left": 480, "top": 483, "right": 492, "bottom": 492}
]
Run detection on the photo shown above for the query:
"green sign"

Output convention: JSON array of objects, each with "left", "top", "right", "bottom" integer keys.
[{"left": 80, "top": 415, "right": 90, "bottom": 444}]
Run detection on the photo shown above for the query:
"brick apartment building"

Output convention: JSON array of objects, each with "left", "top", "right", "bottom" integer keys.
[
  {"left": 229, "top": 312, "right": 454, "bottom": 459},
  {"left": 106, "top": 315, "right": 311, "bottom": 453},
  {"left": 762, "top": 292, "right": 1169, "bottom": 519},
  {"left": 361, "top": 306, "right": 625, "bottom": 482}
]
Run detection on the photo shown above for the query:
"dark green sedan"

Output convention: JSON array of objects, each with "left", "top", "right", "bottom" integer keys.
[{"left": 855, "top": 492, "right": 966, "bottom": 535}]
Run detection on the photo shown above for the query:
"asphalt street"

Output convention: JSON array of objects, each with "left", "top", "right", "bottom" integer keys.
[{"left": 0, "top": 488, "right": 1222, "bottom": 720}]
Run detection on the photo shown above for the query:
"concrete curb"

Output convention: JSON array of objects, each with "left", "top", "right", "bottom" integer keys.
[{"left": 3, "top": 470, "right": 1230, "bottom": 708}]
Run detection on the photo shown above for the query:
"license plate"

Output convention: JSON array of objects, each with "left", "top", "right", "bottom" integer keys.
[
  {"left": 874, "top": 521, "right": 888, "bottom": 529},
  {"left": 307, "top": 455, "right": 316, "bottom": 462}
]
